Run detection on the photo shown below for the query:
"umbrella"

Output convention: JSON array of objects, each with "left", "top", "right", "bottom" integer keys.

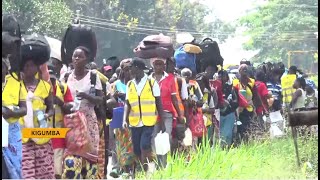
[{"left": 45, "top": 36, "right": 61, "bottom": 61}]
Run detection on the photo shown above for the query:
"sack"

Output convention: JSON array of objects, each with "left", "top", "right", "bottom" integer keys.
[
  {"left": 238, "top": 91, "right": 250, "bottom": 108},
  {"left": 133, "top": 34, "right": 174, "bottom": 59},
  {"left": 248, "top": 83, "right": 264, "bottom": 109},
  {"left": 189, "top": 108, "right": 207, "bottom": 137},
  {"left": 196, "top": 38, "right": 223, "bottom": 72},
  {"left": 64, "top": 111, "right": 92, "bottom": 155},
  {"left": 21, "top": 33, "right": 51, "bottom": 66},
  {"left": 183, "top": 44, "right": 202, "bottom": 54},
  {"left": 154, "top": 131, "right": 171, "bottom": 155},
  {"left": 174, "top": 46, "right": 197, "bottom": 73},
  {"left": 61, "top": 24, "right": 97, "bottom": 65}
]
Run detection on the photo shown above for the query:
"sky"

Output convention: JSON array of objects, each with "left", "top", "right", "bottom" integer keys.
[{"left": 198, "top": 0, "right": 263, "bottom": 65}]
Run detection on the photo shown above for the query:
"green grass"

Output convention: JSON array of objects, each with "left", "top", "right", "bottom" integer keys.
[{"left": 138, "top": 135, "right": 318, "bottom": 179}]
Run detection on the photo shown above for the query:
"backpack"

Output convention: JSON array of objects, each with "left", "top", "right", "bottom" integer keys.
[
  {"left": 133, "top": 34, "right": 174, "bottom": 59},
  {"left": 174, "top": 46, "right": 197, "bottom": 73},
  {"left": 2, "top": 14, "right": 22, "bottom": 73},
  {"left": 21, "top": 33, "right": 51, "bottom": 66},
  {"left": 89, "top": 71, "right": 108, "bottom": 121},
  {"left": 197, "top": 38, "right": 224, "bottom": 73},
  {"left": 61, "top": 24, "right": 97, "bottom": 65}
]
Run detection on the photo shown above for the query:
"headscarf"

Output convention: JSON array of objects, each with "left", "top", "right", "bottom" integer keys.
[
  {"left": 238, "top": 64, "right": 248, "bottom": 73},
  {"left": 150, "top": 57, "right": 166, "bottom": 68},
  {"left": 120, "top": 58, "right": 132, "bottom": 70}
]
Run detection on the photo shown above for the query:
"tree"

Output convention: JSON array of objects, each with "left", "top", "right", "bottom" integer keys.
[
  {"left": 2, "top": 0, "right": 72, "bottom": 39},
  {"left": 70, "top": 0, "right": 233, "bottom": 65},
  {"left": 239, "top": 0, "right": 318, "bottom": 67}
]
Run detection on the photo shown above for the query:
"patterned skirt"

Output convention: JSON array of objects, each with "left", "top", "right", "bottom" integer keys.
[
  {"left": 115, "top": 128, "right": 136, "bottom": 167},
  {"left": 97, "top": 120, "right": 106, "bottom": 179},
  {"left": 21, "top": 141, "right": 55, "bottom": 179},
  {"left": 62, "top": 155, "right": 98, "bottom": 179}
]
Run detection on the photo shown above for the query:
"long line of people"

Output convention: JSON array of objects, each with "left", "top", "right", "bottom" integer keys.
[{"left": 3, "top": 18, "right": 318, "bottom": 179}]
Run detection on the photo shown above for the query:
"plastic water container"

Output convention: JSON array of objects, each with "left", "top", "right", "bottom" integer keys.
[
  {"left": 154, "top": 131, "right": 170, "bottom": 155},
  {"left": 110, "top": 107, "right": 124, "bottom": 129}
]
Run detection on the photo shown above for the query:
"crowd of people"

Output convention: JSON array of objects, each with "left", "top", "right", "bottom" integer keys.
[{"left": 2, "top": 17, "right": 318, "bottom": 179}]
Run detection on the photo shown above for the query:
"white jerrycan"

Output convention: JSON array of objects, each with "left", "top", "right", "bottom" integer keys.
[{"left": 154, "top": 131, "right": 170, "bottom": 155}]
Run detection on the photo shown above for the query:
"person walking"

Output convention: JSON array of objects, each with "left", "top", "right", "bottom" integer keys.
[
  {"left": 150, "top": 57, "right": 185, "bottom": 168},
  {"left": 20, "top": 58, "right": 55, "bottom": 179},
  {"left": 232, "top": 64, "right": 256, "bottom": 143},
  {"left": 123, "top": 58, "right": 165, "bottom": 172},
  {"left": 47, "top": 57, "right": 74, "bottom": 179},
  {"left": 62, "top": 46, "right": 104, "bottom": 179},
  {"left": 2, "top": 56, "right": 27, "bottom": 179}
]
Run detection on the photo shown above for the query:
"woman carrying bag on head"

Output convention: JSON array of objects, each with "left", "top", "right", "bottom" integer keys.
[
  {"left": 18, "top": 34, "right": 55, "bottom": 179},
  {"left": 62, "top": 46, "right": 104, "bottom": 179}
]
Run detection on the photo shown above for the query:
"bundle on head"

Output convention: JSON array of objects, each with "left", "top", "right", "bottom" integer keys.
[
  {"left": 61, "top": 24, "right": 97, "bottom": 65},
  {"left": 196, "top": 38, "right": 224, "bottom": 73},
  {"left": 133, "top": 33, "right": 174, "bottom": 59},
  {"left": 2, "top": 14, "right": 22, "bottom": 73},
  {"left": 21, "top": 33, "right": 51, "bottom": 67}
]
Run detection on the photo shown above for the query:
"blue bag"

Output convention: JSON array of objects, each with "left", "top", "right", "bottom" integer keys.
[{"left": 174, "top": 46, "right": 197, "bottom": 73}]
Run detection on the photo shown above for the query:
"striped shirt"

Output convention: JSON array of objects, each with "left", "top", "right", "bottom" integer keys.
[
  {"left": 267, "top": 81, "right": 282, "bottom": 111},
  {"left": 267, "top": 82, "right": 282, "bottom": 100}
]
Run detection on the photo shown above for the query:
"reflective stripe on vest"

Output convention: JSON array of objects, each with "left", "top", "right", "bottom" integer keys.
[
  {"left": 127, "top": 78, "right": 157, "bottom": 127},
  {"left": 20, "top": 79, "right": 52, "bottom": 145}
]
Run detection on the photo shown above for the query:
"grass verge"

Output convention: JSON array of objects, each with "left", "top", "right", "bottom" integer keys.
[{"left": 137, "top": 135, "right": 318, "bottom": 179}]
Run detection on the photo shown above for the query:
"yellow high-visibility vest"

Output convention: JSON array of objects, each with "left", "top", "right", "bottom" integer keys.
[
  {"left": 20, "top": 79, "right": 52, "bottom": 145},
  {"left": 2, "top": 73, "right": 26, "bottom": 123},
  {"left": 233, "top": 78, "right": 255, "bottom": 112},
  {"left": 281, "top": 74, "right": 296, "bottom": 103},
  {"left": 127, "top": 78, "right": 157, "bottom": 127}
]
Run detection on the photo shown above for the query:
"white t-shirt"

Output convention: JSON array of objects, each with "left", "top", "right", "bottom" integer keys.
[
  {"left": 67, "top": 70, "right": 102, "bottom": 106},
  {"left": 126, "top": 74, "right": 161, "bottom": 127},
  {"left": 293, "top": 88, "right": 306, "bottom": 110},
  {"left": 180, "top": 78, "right": 188, "bottom": 100}
]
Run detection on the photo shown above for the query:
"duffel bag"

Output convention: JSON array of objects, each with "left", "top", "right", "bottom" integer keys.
[
  {"left": 196, "top": 38, "right": 224, "bottom": 72},
  {"left": 133, "top": 34, "right": 174, "bottom": 59},
  {"left": 21, "top": 33, "right": 51, "bottom": 66},
  {"left": 61, "top": 24, "right": 97, "bottom": 65},
  {"left": 174, "top": 46, "right": 197, "bottom": 73}
]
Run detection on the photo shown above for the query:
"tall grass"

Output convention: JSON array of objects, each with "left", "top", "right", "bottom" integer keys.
[{"left": 138, "top": 136, "right": 318, "bottom": 179}]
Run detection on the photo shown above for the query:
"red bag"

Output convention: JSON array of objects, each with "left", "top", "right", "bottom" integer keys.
[
  {"left": 189, "top": 108, "right": 207, "bottom": 137},
  {"left": 238, "top": 91, "right": 249, "bottom": 108},
  {"left": 64, "top": 111, "right": 93, "bottom": 155}
]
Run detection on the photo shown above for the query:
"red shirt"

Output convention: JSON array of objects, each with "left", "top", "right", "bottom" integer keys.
[
  {"left": 53, "top": 85, "right": 74, "bottom": 103},
  {"left": 210, "top": 79, "right": 224, "bottom": 108},
  {"left": 52, "top": 84, "right": 73, "bottom": 149},
  {"left": 158, "top": 73, "right": 178, "bottom": 117},
  {"left": 255, "top": 81, "right": 269, "bottom": 115}
]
